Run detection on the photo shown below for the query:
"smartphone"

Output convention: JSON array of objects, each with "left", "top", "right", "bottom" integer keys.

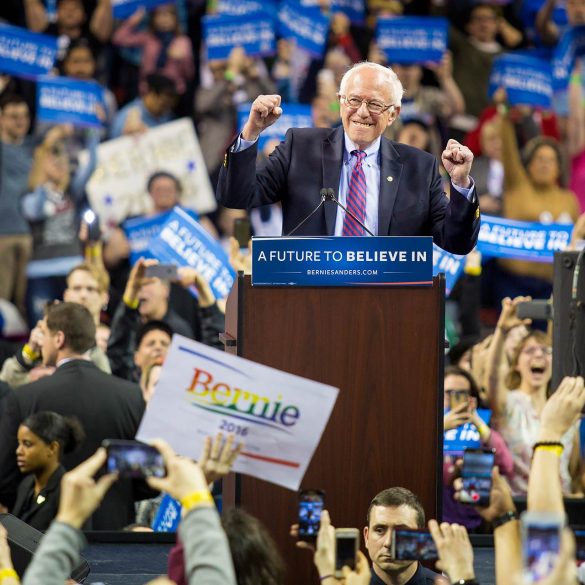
[
  {"left": 458, "top": 448, "right": 495, "bottom": 506},
  {"left": 102, "top": 439, "right": 166, "bottom": 479},
  {"left": 571, "top": 525, "right": 585, "bottom": 561},
  {"left": 143, "top": 264, "right": 179, "bottom": 281},
  {"left": 233, "top": 217, "right": 251, "bottom": 249},
  {"left": 391, "top": 528, "right": 438, "bottom": 561},
  {"left": 522, "top": 511, "right": 564, "bottom": 583},
  {"left": 449, "top": 389, "right": 470, "bottom": 411},
  {"left": 82, "top": 209, "right": 101, "bottom": 242},
  {"left": 516, "top": 300, "right": 553, "bottom": 321},
  {"left": 335, "top": 528, "right": 359, "bottom": 578},
  {"left": 298, "top": 489, "right": 325, "bottom": 541}
]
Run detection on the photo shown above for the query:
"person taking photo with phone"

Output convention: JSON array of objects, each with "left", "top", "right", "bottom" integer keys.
[{"left": 12, "top": 411, "right": 84, "bottom": 531}]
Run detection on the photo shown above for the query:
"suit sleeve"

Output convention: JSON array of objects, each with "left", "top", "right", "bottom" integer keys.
[
  {"left": 0, "top": 390, "right": 23, "bottom": 508},
  {"left": 429, "top": 158, "right": 480, "bottom": 255},
  {"left": 216, "top": 128, "right": 293, "bottom": 210}
]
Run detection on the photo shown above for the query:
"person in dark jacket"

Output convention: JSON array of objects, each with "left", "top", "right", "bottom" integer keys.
[
  {"left": 13, "top": 411, "right": 84, "bottom": 532},
  {"left": 0, "top": 302, "right": 145, "bottom": 528}
]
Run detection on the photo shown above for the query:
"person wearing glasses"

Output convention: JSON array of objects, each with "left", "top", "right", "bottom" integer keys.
[
  {"left": 486, "top": 296, "right": 581, "bottom": 496},
  {"left": 216, "top": 61, "right": 479, "bottom": 254}
]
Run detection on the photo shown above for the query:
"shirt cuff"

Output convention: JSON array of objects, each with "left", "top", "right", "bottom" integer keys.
[
  {"left": 451, "top": 177, "right": 475, "bottom": 202},
  {"left": 231, "top": 133, "right": 258, "bottom": 153}
]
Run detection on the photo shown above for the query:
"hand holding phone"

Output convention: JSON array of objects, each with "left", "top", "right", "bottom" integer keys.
[
  {"left": 298, "top": 489, "right": 325, "bottom": 541},
  {"left": 102, "top": 439, "right": 166, "bottom": 479},
  {"left": 458, "top": 448, "right": 495, "bottom": 506}
]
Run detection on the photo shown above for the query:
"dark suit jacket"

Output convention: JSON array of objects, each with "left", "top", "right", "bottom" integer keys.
[
  {"left": 0, "top": 360, "right": 146, "bottom": 529},
  {"left": 217, "top": 126, "right": 480, "bottom": 255},
  {"left": 12, "top": 466, "right": 65, "bottom": 532}
]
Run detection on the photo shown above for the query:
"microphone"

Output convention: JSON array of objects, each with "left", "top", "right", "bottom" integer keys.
[
  {"left": 324, "top": 188, "right": 375, "bottom": 237},
  {"left": 285, "top": 189, "right": 329, "bottom": 236}
]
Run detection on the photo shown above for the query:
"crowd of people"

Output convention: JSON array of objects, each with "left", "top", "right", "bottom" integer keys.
[{"left": 1, "top": 0, "right": 585, "bottom": 582}]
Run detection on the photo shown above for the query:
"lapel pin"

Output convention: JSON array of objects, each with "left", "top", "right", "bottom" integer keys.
[
  {"left": 36, "top": 494, "right": 46, "bottom": 505},
  {"left": 387, "top": 176, "right": 393, "bottom": 182}
]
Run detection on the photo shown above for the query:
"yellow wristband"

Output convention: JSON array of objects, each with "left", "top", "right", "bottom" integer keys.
[
  {"left": 123, "top": 295, "right": 140, "bottom": 310},
  {"left": 22, "top": 344, "right": 40, "bottom": 362},
  {"left": 86, "top": 245, "right": 101, "bottom": 258},
  {"left": 180, "top": 490, "right": 214, "bottom": 511},
  {"left": 534, "top": 444, "right": 564, "bottom": 456},
  {"left": 0, "top": 568, "right": 19, "bottom": 583},
  {"left": 464, "top": 265, "right": 482, "bottom": 276}
]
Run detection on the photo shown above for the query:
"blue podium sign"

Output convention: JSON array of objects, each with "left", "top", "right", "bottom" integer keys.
[{"left": 251, "top": 236, "right": 433, "bottom": 287}]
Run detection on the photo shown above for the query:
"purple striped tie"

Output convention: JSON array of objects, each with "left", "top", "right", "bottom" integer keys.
[{"left": 342, "top": 150, "right": 367, "bottom": 236}]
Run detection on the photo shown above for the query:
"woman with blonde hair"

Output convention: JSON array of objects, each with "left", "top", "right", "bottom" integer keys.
[{"left": 487, "top": 296, "right": 581, "bottom": 495}]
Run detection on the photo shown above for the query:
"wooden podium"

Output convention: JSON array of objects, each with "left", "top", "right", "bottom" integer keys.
[{"left": 221, "top": 274, "right": 445, "bottom": 584}]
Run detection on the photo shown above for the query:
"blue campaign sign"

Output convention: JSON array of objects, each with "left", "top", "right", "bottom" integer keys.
[
  {"left": 203, "top": 12, "right": 276, "bottom": 60},
  {"left": 552, "top": 26, "right": 585, "bottom": 91},
  {"left": 477, "top": 214, "right": 573, "bottom": 262},
  {"left": 123, "top": 208, "right": 200, "bottom": 265},
  {"left": 151, "top": 493, "right": 182, "bottom": 532},
  {"left": 488, "top": 53, "right": 553, "bottom": 108},
  {"left": 148, "top": 207, "right": 236, "bottom": 299},
  {"left": 278, "top": 0, "right": 330, "bottom": 58},
  {"left": 433, "top": 244, "right": 465, "bottom": 297},
  {"left": 112, "top": 0, "right": 174, "bottom": 20},
  {"left": 252, "top": 236, "right": 433, "bottom": 287},
  {"left": 217, "top": 0, "right": 277, "bottom": 17},
  {"left": 37, "top": 76, "right": 105, "bottom": 128},
  {"left": 443, "top": 409, "right": 492, "bottom": 455},
  {"left": 0, "top": 24, "right": 58, "bottom": 79},
  {"left": 375, "top": 17, "right": 448, "bottom": 64},
  {"left": 332, "top": 0, "right": 365, "bottom": 25},
  {"left": 237, "top": 102, "right": 313, "bottom": 150}
]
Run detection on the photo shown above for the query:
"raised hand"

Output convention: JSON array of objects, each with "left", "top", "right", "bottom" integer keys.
[
  {"left": 241, "top": 95, "right": 283, "bottom": 141},
  {"left": 441, "top": 139, "right": 473, "bottom": 188}
]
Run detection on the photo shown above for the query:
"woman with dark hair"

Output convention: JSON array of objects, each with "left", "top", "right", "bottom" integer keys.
[
  {"left": 222, "top": 508, "right": 285, "bottom": 585},
  {"left": 442, "top": 365, "right": 513, "bottom": 529},
  {"left": 168, "top": 507, "right": 285, "bottom": 585},
  {"left": 487, "top": 297, "right": 581, "bottom": 495},
  {"left": 12, "top": 411, "right": 85, "bottom": 531}
]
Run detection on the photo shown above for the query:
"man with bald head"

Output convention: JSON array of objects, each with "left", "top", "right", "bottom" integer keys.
[{"left": 217, "top": 61, "right": 479, "bottom": 255}]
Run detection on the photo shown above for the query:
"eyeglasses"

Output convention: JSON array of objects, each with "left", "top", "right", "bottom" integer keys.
[
  {"left": 521, "top": 345, "right": 552, "bottom": 356},
  {"left": 445, "top": 389, "right": 470, "bottom": 396},
  {"left": 338, "top": 94, "right": 394, "bottom": 115}
]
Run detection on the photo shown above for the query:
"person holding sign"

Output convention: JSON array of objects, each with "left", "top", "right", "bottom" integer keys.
[{"left": 217, "top": 62, "right": 479, "bottom": 255}]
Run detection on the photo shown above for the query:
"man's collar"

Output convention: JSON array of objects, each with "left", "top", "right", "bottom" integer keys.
[
  {"left": 343, "top": 133, "right": 381, "bottom": 161},
  {"left": 56, "top": 354, "right": 91, "bottom": 368}
]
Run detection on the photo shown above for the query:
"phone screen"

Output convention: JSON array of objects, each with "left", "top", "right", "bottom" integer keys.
[
  {"left": 335, "top": 534, "right": 357, "bottom": 571},
  {"left": 392, "top": 529, "right": 438, "bottom": 561},
  {"left": 105, "top": 441, "right": 166, "bottom": 479},
  {"left": 523, "top": 518, "right": 562, "bottom": 582},
  {"left": 298, "top": 490, "right": 324, "bottom": 539},
  {"left": 459, "top": 449, "right": 495, "bottom": 506}
]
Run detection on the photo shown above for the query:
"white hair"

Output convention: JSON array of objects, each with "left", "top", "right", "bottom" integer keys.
[{"left": 339, "top": 61, "right": 404, "bottom": 107}]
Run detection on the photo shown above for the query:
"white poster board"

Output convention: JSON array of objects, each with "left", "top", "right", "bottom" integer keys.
[
  {"left": 80, "top": 118, "right": 216, "bottom": 230},
  {"left": 137, "top": 336, "right": 339, "bottom": 490}
]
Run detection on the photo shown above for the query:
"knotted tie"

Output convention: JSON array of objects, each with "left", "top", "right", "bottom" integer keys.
[{"left": 342, "top": 150, "right": 367, "bottom": 236}]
